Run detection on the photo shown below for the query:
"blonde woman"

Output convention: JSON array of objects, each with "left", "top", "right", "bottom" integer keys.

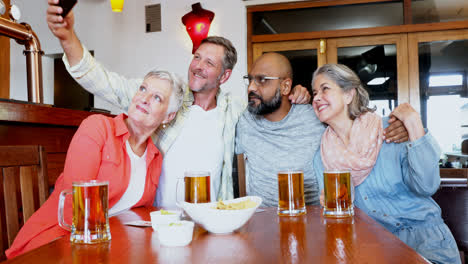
[{"left": 7, "top": 70, "right": 185, "bottom": 258}]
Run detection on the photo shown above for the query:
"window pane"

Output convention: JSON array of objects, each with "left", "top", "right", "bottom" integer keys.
[
  {"left": 252, "top": 2, "right": 403, "bottom": 35},
  {"left": 277, "top": 50, "right": 318, "bottom": 92},
  {"left": 418, "top": 39, "right": 468, "bottom": 155},
  {"left": 337, "top": 44, "right": 398, "bottom": 117},
  {"left": 412, "top": 0, "right": 468, "bottom": 24}
]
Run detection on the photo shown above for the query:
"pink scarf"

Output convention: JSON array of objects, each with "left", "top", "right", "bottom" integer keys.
[{"left": 320, "top": 112, "right": 383, "bottom": 187}]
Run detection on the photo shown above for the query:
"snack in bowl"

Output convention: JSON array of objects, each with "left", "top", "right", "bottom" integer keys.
[
  {"left": 157, "top": 220, "right": 194, "bottom": 247},
  {"left": 215, "top": 199, "right": 258, "bottom": 210},
  {"left": 181, "top": 196, "right": 262, "bottom": 234},
  {"left": 150, "top": 209, "right": 182, "bottom": 230}
]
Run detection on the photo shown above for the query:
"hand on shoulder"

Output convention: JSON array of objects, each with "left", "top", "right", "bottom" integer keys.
[
  {"left": 289, "top": 85, "right": 311, "bottom": 104},
  {"left": 388, "top": 103, "right": 425, "bottom": 142}
]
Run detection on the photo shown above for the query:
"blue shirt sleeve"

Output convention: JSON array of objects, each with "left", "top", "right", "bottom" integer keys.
[{"left": 400, "top": 131, "right": 441, "bottom": 196}]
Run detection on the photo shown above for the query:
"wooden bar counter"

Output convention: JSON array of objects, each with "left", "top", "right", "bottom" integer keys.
[
  {"left": 0, "top": 100, "right": 112, "bottom": 187},
  {"left": 1, "top": 206, "right": 428, "bottom": 263}
]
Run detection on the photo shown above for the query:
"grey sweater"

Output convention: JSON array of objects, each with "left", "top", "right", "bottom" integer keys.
[{"left": 235, "top": 104, "right": 325, "bottom": 207}]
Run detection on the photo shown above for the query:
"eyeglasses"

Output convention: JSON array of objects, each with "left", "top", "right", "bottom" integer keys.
[{"left": 243, "top": 75, "right": 284, "bottom": 86}]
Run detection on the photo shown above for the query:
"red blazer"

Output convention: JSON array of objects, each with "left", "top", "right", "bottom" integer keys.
[{"left": 6, "top": 114, "right": 162, "bottom": 258}]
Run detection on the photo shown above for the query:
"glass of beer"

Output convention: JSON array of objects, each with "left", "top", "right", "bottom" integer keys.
[
  {"left": 323, "top": 171, "right": 354, "bottom": 218},
  {"left": 277, "top": 170, "right": 306, "bottom": 216},
  {"left": 58, "top": 180, "right": 111, "bottom": 243},
  {"left": 176, "top": 171, "right": 211, "bottom": 204}
]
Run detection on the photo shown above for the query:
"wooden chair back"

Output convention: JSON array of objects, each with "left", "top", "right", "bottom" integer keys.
[
  {"left": 0, "top": 145, "right": 49, "bottom": 260},
  {"left": 237, "top": 154, "right": 247, "bottom": 197}
]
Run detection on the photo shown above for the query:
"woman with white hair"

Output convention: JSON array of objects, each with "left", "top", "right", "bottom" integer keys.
[
  {"left": 312, "top": 64, "right": 460, "bottom": 263},
  {"left": 7, "top": 70, "right": 186, "bottom": 258}
]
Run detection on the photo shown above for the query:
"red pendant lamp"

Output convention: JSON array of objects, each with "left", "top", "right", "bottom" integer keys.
[{"left": 182, "top": 3, "right": 215, "bottom": 54}]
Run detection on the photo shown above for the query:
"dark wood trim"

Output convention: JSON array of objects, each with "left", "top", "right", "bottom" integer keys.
[
  {"left": 3, "top": 167, "right": 20, "bottom": 247},
  {"left": 237, "top": 154, "right": 246, "bottom": 197},
  {"left": 246, "top": 0, "right": 398, "bottom": 13},
  {"left": 0, "top": 146, "right": 40, "bottom": 166},
  {"left": 38, "top": 145, "right": 49, "bottom": 205},
  {"left": 403, "top": 0, "right": 412, "bottom": 25},
  {"left": 0, "top": 123, "right": 77, "bottom": 153},
  {"left": 440, "top": 168, "right": 468, "bottom": 179},
  {"left": 46, "top": 153, "right": 65, "bottom": 187},
  {"left": 0, "top": 101, "right": 112, "bottom": 126},
  {"left": 251, "top": 20, "right": 468, "bottom": 43}
]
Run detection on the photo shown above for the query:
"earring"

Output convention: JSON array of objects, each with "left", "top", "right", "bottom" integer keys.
[{"left": 162, "top": 123, "right": 167, "bottom": 129}]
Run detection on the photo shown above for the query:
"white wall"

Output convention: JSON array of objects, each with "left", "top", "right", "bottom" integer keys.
[{"left": 10, "top": 0, "right": 248, "bottom": 114}]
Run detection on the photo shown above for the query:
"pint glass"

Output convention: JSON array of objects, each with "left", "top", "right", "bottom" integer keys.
[
  {"left": 58, "top": 180, "right": 111, "bottom": 243},
  {"left": 277, "top": 170, "right": 306, "bottom": 216},
  {"left": 323, "top": 171, "right": 354, "bottom": 218},
  {"left": 177, "top": 171, "right": 211, "bottom": 204}
]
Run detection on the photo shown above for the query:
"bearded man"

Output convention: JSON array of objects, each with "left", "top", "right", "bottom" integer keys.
[
  {"left": 235, "top": 53, "right": 324, "bottom": 207},
  {"left": 235, "top": 53, "right": 409, "bottom": 207}
]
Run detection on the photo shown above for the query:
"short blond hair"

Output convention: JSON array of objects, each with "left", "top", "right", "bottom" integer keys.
[{"left": 144, "top": 70, "right": 186, "bottom": 114}]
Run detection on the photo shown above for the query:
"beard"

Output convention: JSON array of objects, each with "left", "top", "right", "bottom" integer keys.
[
  {"left": 247, "top": 87, "right": 282, "bottom": 115},
  {"left": 189, "top": 69, "right": 224, "bottom": 93}
]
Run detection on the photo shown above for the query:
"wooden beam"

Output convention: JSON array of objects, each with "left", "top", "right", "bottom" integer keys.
[
  {"left": 251, "top": 20, "right": 468, "bottom": 43},
  {"left": 0, "top": 101, "right": 112, "bottom": 126},
  {"left": 0, "top": 146, "right": 40, "bottom": 167},
  {"left": 246, "top": 0, "right": 399, "bottom": 12},
  {"left": 403, "top": 0, "right": 412, "bottom": 24}
]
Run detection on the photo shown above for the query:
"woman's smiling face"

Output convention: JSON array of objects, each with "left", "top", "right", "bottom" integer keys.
[
  {"left": 128, "top": 76, "right": 173, "bottom": 129},
  {"left": 312, "top": 73, "right": 352, "bottom": 124}
]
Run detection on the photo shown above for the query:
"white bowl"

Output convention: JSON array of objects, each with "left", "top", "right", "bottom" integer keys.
[
  {"left": 157, "top": 220, "right": 194, "bottom": 247},
  {"left": 180, "top": 196, "right": 262, "bottom": 234},
  {"left": 150, "top": 210, "right": 182, "bottom": 230}
]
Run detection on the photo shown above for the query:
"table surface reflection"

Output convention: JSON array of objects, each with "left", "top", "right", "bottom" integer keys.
[{"left": 3, "top": 206, "right": 428, "bottom": 263}]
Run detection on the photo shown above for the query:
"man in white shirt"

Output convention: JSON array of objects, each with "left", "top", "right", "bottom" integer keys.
[{"left": 46, "top": 1, "right": 312, "bottom": 207}]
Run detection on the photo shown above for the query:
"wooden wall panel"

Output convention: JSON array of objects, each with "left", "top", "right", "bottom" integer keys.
[
  {"left": 46, "top": 153, "right": 66, "bottom": 187},
  {"left": 0, "top": 123, "right": 76, "bottom": 188},
  {"left": 0, "top": 101, "right": 114, "bottom": 189},
  {"left": 0, "top": 123, "right": 76, "bottom": 153}
]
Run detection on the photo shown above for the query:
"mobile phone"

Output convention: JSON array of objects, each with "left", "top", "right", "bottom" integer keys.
[{"left": 58, "top": 0, "right": 77, "bottom": 18}]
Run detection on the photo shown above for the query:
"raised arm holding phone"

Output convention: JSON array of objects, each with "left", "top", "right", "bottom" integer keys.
[{"left": 46, "top": 0, "right": 83, "bottom": 66}]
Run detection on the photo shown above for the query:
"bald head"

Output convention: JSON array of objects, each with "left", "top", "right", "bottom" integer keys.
[
  {"left": 252, "top": 52, "right": 293, "bottom": 80},
  {"left": 247, "top": 52, "right": 294, "bottom": 118}
]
